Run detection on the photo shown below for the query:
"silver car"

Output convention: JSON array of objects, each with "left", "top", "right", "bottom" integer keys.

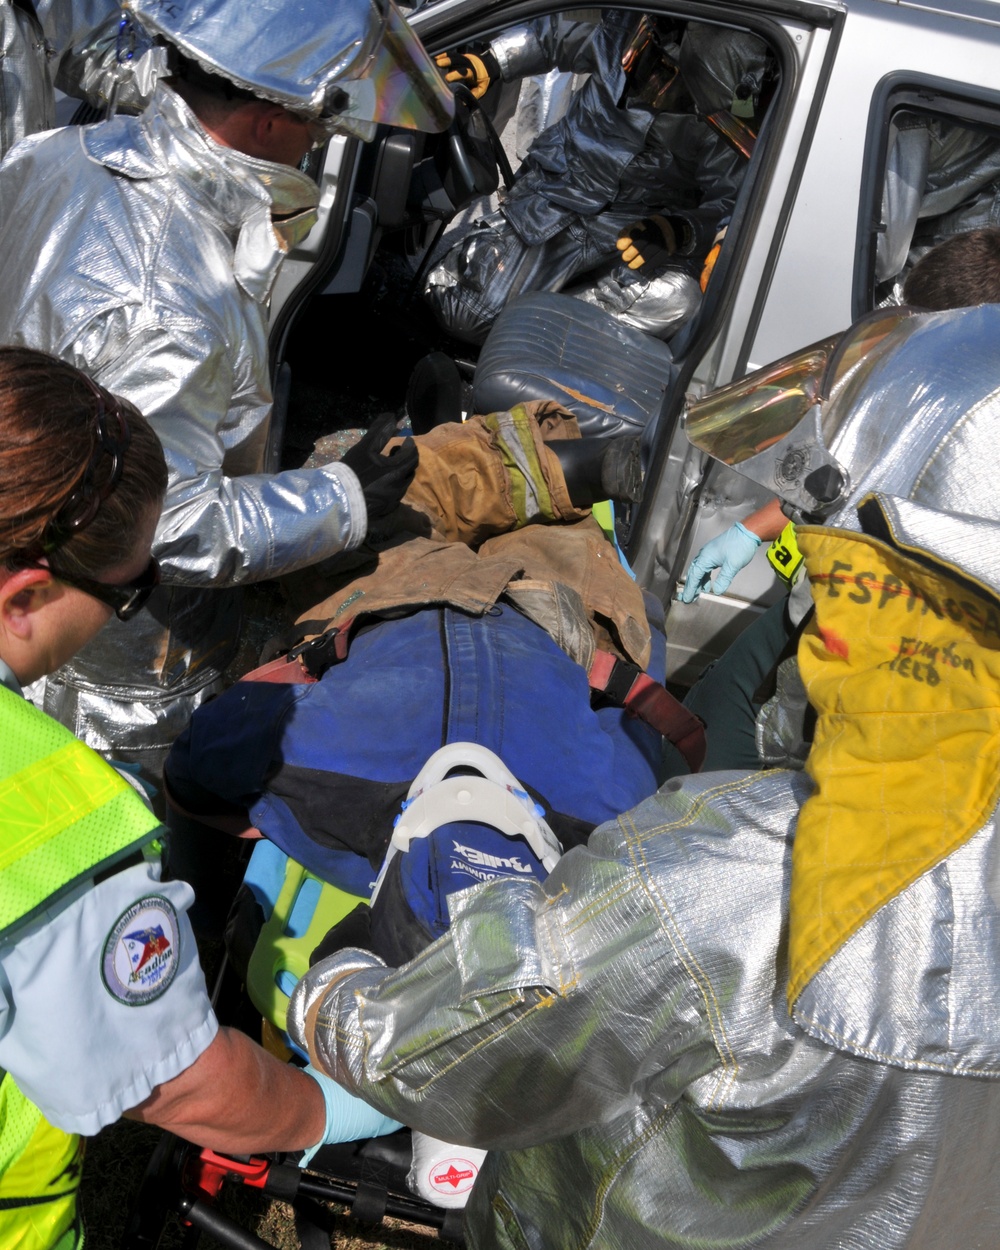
[{"left": 270, "top": 0, "right": 1000, "bottom": 683}]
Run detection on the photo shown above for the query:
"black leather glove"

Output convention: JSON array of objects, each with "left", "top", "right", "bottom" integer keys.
[
  {"left": 340, "top": 413, "right": 418, "bottom": 519},
  {"left": 434, "top": 49, "right": 500, "bottom": 99},
  {"left": 616, "top": 215, "right": 677, "bottom": 270}
]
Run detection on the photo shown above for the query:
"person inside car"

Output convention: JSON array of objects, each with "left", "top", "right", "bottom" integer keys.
[
  {"left": 0, "top": 0, "right": 454, "bottom": 786},
  {"left": 290, "top": 302, "right": 1000, "bottom": 1250},
  {"left": 424, "top": 13, "right": 769, "bottom": 343},
  {"left": 0, "top": 348, "right": 398, "bottom": 1250}
]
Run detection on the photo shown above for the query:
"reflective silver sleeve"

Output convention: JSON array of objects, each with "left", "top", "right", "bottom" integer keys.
[
  {"left": 287, "top": 949, "right": 387, "bottom": 1058},
  {"left": 294, "top": 834, "right": 719, "bottom": 1151},
  {"left": 97, "top": 321, "right": 367, "bottom": 585},
  {"left": 492, "top": 15, "right": 601, "bottom": 81},
  {"left": 155, "top": 461, "right": 367, "bottom": 586}
]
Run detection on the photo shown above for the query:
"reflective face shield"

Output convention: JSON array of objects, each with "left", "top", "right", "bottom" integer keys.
[
  {"left": 321, "top": 0, "right": 455, "bottom": 140},
  {"left": 684, "top": 307, "right": 922, "bottom": 518},
  {"left": 126, "top": 0, "right": 454, "bottom": 144}
]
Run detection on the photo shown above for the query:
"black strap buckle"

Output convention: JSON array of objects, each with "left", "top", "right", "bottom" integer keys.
[{"left": 599, "top": 658, "right": 642, "bottom": 706}]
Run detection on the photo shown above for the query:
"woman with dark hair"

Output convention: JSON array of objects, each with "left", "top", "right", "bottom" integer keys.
[
  {"left": 0, "top": 348, "right": 396, "bottom": 1250},
  {"left": 0, "top": 348, "right": 167, "bottom": 675}
]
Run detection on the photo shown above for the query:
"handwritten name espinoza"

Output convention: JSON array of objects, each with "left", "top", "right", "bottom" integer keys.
[{"left": 812, "top": 559, "right": 1000, "bottom": 642}]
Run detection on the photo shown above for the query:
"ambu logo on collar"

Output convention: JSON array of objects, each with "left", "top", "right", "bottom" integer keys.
[{"left": 102, "top": 895, "right": 180, "bottom": 1005}]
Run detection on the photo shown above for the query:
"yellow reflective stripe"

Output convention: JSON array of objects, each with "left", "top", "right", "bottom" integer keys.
[
  {"left": 0, "top": 1077, "right": 41, "bottom": 1178},
  {"left": 0, "top": 741, "right": 122, "bottom": 875},
  {"left": 591, "top": 500, "right": 615, "bottom": 544},
  {"left": 0, "top": 684, "right": 160, "bottom": 933},
  {"left": 0, "top": 790, "right": 157, "bottom": 934},
  {"left": 486, "top": 407, "right": 557, "bottom": 526}
]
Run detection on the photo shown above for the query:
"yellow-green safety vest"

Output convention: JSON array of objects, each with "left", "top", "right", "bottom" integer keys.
[{"left": 0, "top": 686, "right": 160, "bottom": 1250}]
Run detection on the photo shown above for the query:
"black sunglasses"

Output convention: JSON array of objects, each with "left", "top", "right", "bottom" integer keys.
[{"left": 47, "top": 556, "right": 161, "bottom": 622}]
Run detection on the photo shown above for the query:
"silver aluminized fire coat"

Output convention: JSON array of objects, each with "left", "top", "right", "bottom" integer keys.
[
  {"left": 822, "top": 305, "right": 1000, "bottom": 528},
  {"left": 0, "top": 83, "right": 365, "bottom": 765},
  {"left": 2, "top": 1, "right": 158, "bottom": 148},
  {"left": 753, "top": 304, "right": 1000, "bottom": 766},
  {"left": 291, "top": 747, "right": 1000, "bottom": 1246}
]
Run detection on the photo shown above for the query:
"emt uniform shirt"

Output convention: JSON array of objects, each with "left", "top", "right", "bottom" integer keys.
[{"left": 0, "top": 660, "right": 217, "bottom": 1136}]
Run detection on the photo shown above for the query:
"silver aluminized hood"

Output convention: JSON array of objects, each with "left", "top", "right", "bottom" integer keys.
[{"left": 124, "top": 0, "right": 454, "bottom": 138}]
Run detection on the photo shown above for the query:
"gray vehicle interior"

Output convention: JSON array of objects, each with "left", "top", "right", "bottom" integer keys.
[{"left": 272, "top": 5, "right": 1000, "bottom": 685}]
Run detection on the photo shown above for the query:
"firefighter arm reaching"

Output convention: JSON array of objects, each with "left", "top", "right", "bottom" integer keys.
[
  {"left": 125, "top": 1027, "right": 399, "bottom": 1157},
  {"left": 680, "top": 497, "right": 785, "bottom": 603}
]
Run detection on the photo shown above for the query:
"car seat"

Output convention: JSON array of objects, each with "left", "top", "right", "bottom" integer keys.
[{"left": 470, "top": 290, "right": 678, "bottom": 441}]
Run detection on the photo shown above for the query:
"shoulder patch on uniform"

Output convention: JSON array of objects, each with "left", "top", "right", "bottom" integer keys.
[{"left": 102, "top": 895, "right": 180, "bottom": 1006}]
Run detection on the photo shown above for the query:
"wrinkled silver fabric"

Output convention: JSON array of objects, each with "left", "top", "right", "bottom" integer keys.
[
  {"left": 1, "top": 1, "right": 54, "bottom": 157},
  {"left": 569, "top": 261, "right": 702, "bottom": 338},
  {"left": 0, "top": 82, "right": 365, "bottom": 764},
  {"left": 824, "top": 306, "right": 1000, "bottom": 527},
  {"left": 512, "top": 67, "right": 581, "bottom": 163},
  {"left": 35, "top": 0, "right": 120, "bottom": 57},
  {"left": 755, "top": 654, "right": 811, "bottom": 768},
  {"left": 125, "top": 0, "right": 454, "bottom": 138},
  {"left": 292, "top": 758, "right": 1000, "bottom": 1248},
  {"left": 425, "top": 13, "right": 749, "bottom": 343},
  {"left": 876, "top": 112, "right": 1000, "bottom": 285},
  {"left": 2, "top": 2, "right": 157, "bottom": 131},
  {"left": 126, "top": 0, "right": 394, "bottom": 116},
  {"left": 51, "top": 6, "right": 165, "bottom": 113}
]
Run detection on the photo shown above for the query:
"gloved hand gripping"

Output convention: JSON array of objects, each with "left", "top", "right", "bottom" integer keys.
[
  {"left": 616, "top": 215, "right": 677, "bottom": 270},
  {"left": 340, "top": 413, "right": 419, "bottom": 520},
  {"left": 434, "top": 49, "right": 499, "bottom": 99}
]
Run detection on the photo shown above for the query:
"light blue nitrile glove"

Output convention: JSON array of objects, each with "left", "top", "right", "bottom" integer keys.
[
  {"left": 681, "top": 522, "right": 762, "bottom": 604},
  {"left": 300, "top": 1064, "right": 402, "bottom": 1166}
]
